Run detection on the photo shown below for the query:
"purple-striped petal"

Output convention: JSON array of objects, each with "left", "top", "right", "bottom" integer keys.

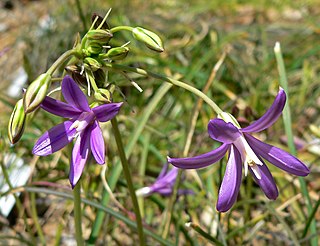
[
  {"left": 249, "top": 162, "right": 278, "bottom": 200},
  {"left": 61, "top": 76, "right": 90, "bottom": 112},
  {"left": 208, "top": 119, "right": 241, "bottom": 144},
  {"left": 216, "top": 145, "right": 242, "bottom": 212},
  {"left": 90, "top": 121, "right": 105, "bottom": 164},
  {"left": 168, "top": 143, "right": 229, "bottom": 169},
  {"left": 242, "top": 88, "right": 286, "bottom": 133},
  {"left": 33, "top": 120, "right": 76, "bottom": 156},
  {"left": 245, "top": 134, "right": 310, "bottom": 176},
  {"left": 69, "top": 128, "right": 91, "bottom": 188},
  {"left": 41, "top": 96, "right": 82, "bottom": 118},
  {"left": 92, "top": 102, "right": 123, "bottom": 122}
]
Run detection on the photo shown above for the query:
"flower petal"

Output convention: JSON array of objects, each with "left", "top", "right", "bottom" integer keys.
[
  {"left": 216, "top": 145, "right": 242, "bottom": 212},
  {"left": 245, "top": 134, "right": 310, "bottom": 176},
  {"left": 32, "top": 120, "right": 76, "bottom": 156},
  {"left": 61, "top": 76, "right": 90, "bottom": 112},
  {"left": 208, "top": 119, "right": 241, "bottom": 144},
  {"left": 249, "top": 161, "right": 278, "bottom": 200},
  {"left": 90, "top": 121, "right": 105, "bottom": 164},
  {"left": 156, "top": 163, "right": 169, "bottom": 180},
  {"left": 92, "top": 102, "right": 123, "bottom": 122},
  {"left": 242, "top": 88, "right": 286, "bottom": 133},
  {"left": 168, "top": 144, "right": 229, "bottom": 169},
  {"left": 69, "top": 128, "right": 91, "bottom": 188},
  {"left": 41, "top": 96, "right": 82, "bottom": 118}
]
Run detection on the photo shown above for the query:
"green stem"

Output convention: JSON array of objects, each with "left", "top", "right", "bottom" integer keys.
[
  {"left": 47, "top": 49, "right": 79, "bottom": 75},
  {"left": 110, "top": 26, "right": 134, "bottom": 33},
  {"left": 111, "top": 118, "right": 145, "bottom": 246},
  {"left": 274, "top": 42, "right": 317, "bottom": 246},
  {"left": 30, "top": 192, "right": 46, "bottom": 245},
  {"left": 88, "top": 83, "right": 172, "bottom": 245},
  {"left": 104, "top": 63, "right": 223, "bottom": 115},
  {"left": 73, "top": 182, "right": 84, "bottom": 246}
]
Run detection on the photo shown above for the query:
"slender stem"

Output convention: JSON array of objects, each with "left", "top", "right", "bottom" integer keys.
[
  {"left": 73, "top": 182, "right": 84, "bottom": 246},
  {"left": 161, "top": 52, "right": 226, "bottom": 238},
  {"left": 30, "top": 192, "right": 46, "bottom": 245},
  {"left": 111, "top": 117, "right": 145, "bottom": 246},
  {"left": 88, "top": 83, "right": 172, "bottom": 245},
  {"left": 110, "top": 26, "right": 134, "bottom": 33},
  {"left": 274, "top": 42, "right": 317, "bottom": 246},
  {"left": 104, "top": 63, "right": 223, "bottom": 114},
  {"left": 47, "top": 49, "right": 79, "bottom": 75}
]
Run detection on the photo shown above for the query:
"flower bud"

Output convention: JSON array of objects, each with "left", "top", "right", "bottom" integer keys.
[
  {"left": 8, "top": 99, "right": 26, "bottom": 144},
  {"left": 86, "top": 29, "right": 113, "bottom": 44},
  {"left": 84, "top": 57, "right": 102, "bottom": 72},
  {"left": 101, "top": 47, "right": 129, "bottom": 60},
  {"left": 94, "top": 88, "right": 112, "bottom": 103},
  {"left": 24, "top": 73, "right": 51, "bottom": 113},
  {"left": 132, "top": 27, "right": 164, "bottom": 52},
  {"left": 86, "top": 41, "right": 103, "bottom": 55}
]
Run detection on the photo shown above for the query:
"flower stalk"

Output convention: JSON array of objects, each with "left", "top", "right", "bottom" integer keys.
[
  {"left": 73, "top": 181, "right": 84, "bottom": 246},
  {"left": 104, "top": 63, "right": 223, "bottom": 115},
  {"left": 111, "top": 118, "right": 145, "bottom": 246}
]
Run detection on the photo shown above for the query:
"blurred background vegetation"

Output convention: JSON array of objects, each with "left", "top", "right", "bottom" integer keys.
[{"left": 0, "top": 0, "right": 319, "bottom": 245}]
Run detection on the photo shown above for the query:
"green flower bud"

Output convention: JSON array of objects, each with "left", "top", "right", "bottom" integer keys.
[
  {"left": 24, "top": 73, "right": 51, "bottom": 113},
  {"left": 8, "top": 99, "right": 26, "bottom": 144},
  {"left": 86, "top": 29, "right": 113, "bottom": 44},
  {"left": 86, "top": 41, "right": 103, "bottom": 55},
  {"left": 132, "top": 27, "right": 164, "bottom": 52},
  {"left": 101, "top": 47, "right": 129, "bottom": 60},
  {"left": 84, "top": 57, "right": 102, "bottom": 72},
  {"left": 94, "top": 88, "right": 112, "bottom": 103}
]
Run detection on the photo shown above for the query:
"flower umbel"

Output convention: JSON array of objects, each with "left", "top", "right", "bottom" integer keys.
[
  {"left": 168, "top": 88, "right": 310, "bottom": 212},
  {"left": 32, "top": 76, "right": 123, "bottom": 188}
]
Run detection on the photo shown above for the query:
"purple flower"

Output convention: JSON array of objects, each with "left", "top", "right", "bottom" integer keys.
[
  {"left": 168, "top": 88, "right": 310, "bottom": 212},
  {"left": 136, "top": 164, "right": 192, "bottom": 197},
  {"left": 32, "top": 76, "right": 122, "bottom": 188}
]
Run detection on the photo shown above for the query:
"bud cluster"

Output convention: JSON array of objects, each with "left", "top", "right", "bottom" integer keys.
[{"left": 8, "top": 11, "right": 165, "bottom": 145}]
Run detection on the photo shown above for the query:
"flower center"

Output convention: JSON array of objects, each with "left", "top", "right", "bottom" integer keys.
[
  {"left": 233, "top": 135, "right": 263, "bottom": 179},
  {"left": 69, "top": 111, "right": 95, "bottom": 133}
]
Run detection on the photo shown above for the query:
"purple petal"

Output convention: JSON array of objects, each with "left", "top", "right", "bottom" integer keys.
[
  {"left": 61, "top": 76, "right": 90, "bottom": 112},
  {"left": 249, "top": 162, "right": 278, "bottom": 200},
  {"left": 245, "top": 134, "right": 310, "bottom": 176},
  {"left": 153, "top": 167, "right": 178, "bottom": 189},
  {"left": 242, "top": 88, "right": 286, "bottom": 133},
  {"left": 168, "top": 144, "right": 229, "bottom": 169},
  {"left": 69, "top": 128, "right": 91, "bottom": 188},
  {"left": 90, "top": 121, "right": 105, "bottom": 164},
  {"left": 156, "top": 163, "right": 169, "bottom": 180},
  {"left": 33, "top": 121, "right": 76, "bottom": 156},
  {"left": 92, "top": 102, "right": 123, "bottom": 122},
  {"left": 208, "top": 119, "right": 241, "bottom": 144},
  {"left": 216, "top": 145, "right": 242, "bottom": 212},
  {"left": 41, "top": 96, "right": 82, "bottom": 118}
]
